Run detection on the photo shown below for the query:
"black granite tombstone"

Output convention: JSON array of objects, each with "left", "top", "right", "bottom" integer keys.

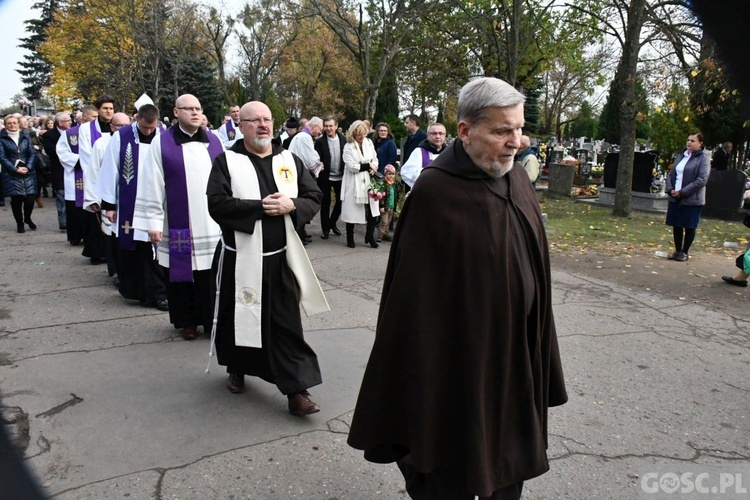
[
  {"left": 703, "top": 169, "right": 746, "bottom": 221},
  {"left": 603, "top": 151, "right": 658, "bottom": 193}
]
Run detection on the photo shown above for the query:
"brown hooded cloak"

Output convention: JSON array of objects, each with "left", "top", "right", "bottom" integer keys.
[{"left": 347, "top": 138, "right": 567, "bottom": 497}]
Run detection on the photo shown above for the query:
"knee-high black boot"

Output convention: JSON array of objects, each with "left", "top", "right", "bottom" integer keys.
[
  {"left": 346, "top": 223, "right": 355, "bottom": 248},
  {"left": 10, "top": 196, "right": 24, "bottom": 233},
  {"left": 23, "top": 195, "right": 36, "bottom": 230},
  {"left": 364, "top": 211, "right": 378, "bottom": 249}
]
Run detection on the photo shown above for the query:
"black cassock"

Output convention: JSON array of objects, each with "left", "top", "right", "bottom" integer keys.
[{"left": 207, "top": 142, "right": 323, "bottom": 395}]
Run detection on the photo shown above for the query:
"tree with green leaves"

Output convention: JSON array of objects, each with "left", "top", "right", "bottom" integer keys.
[
  {"left": 569, "top": 0, "right": 700, "bottom": 216},
  {"left": 304, "top": 0, "right": 433, "bottom": 121},
  {"left": 18, "top": 0, "right": 62, "bottom": 101},
  {"left": 647, "top": 84, "right": 695, "bottom": 167}
]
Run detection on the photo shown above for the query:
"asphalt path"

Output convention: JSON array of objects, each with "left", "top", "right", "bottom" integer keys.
[{"left": 1, "top": 202, "right": 749, "bottom": 499}]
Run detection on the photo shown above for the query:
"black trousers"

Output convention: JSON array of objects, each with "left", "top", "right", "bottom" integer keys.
[
  {"left": 81, "top": 211, "right": 106, "bottom": 259},
  {"left": 64, "top": 201, "right": 85, "bottom": 244},
  {"left": 118, "top": 241, "right": 167, "bottom": 304},
  {"left": 318, "top": 178, "right": 342, "bottom": 234},
  {"left": 165, "top": 268, "right": 213, "bottom": 332},
  {"left": 396, "top": 455, "right": 523, "bottom": 500}
]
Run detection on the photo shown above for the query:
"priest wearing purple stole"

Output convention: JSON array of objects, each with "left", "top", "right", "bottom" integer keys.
[
  {"left": 56, "top": 105, "right": 98, "bottom": 245},
  {"left": 132, "top": 95, "right": 224, "bottom": 340},
  {"left": 77, "top": 95, "right": 115, "bottom": 264},
  {"left": 206, "top": 101, "right": 329, "bottom": 417},
  {"left": 216, "top": 104, "right": 243, "bottom": 148},
  {"left": 97, "top": 103, "right": 168, "bottom": 312}
]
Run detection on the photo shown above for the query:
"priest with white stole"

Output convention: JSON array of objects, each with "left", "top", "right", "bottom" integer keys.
[
  {"left": 206, "top": 101, "right": 329, "bottom": 417},
  {"left": 97, "top": 98, "right": 169, "bottom": 312},
  {"left": 216, "top": 104, "right": 243, "bottom": 148},
  {"left": 56, "top": 104, "right": 98, "bottom": 246},
  {"left": 133, "top": 94, "right": 224, "bottom": 340}
]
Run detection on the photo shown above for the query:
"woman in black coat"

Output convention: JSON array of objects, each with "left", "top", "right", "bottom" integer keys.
[
  {"left": 0, "top": 115, "right": 38, "bottom": 233},
  {"left": 665, "top": 132, "right": 710, "bottom": 262}
]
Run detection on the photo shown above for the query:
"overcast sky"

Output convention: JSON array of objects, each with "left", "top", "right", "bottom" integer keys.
[{"left": 0, "top": 0, "right": 239, "bottom": 109}]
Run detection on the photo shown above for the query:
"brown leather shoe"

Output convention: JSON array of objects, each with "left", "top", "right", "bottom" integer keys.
[
  {"left": 227, "top": 373, "right": 245, "bottom": 394},
  {"left": 288, "top": 391, "right": 320, "bottom": 416},
  {"left": 179, "top": 325, "right": 198, "bottom": 340}
]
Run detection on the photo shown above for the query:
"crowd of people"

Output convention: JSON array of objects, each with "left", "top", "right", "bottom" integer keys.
[{"left": 0, "top": 77, "right": 572, "bottom": 499}]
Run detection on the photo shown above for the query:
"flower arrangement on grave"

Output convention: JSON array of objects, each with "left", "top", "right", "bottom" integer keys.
[
  {"left": 651, "top": 166, "right": 666, "bottom": 194},
  {"left": 590, "top": 165, "right": 604, "bottom": 178},
  {"left": 368, "top": 175, "right": 387, "bottom": 201},
  {"left": 571, "top": 184, "right": 598, "bottom": 197}
]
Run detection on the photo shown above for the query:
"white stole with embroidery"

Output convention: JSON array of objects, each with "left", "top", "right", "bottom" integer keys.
[{"left": 225, "top": 150, "right": 329, "bottom": 348}]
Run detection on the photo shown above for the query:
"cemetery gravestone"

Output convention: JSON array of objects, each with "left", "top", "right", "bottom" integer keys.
[
  {"left": 547, "top": 163, "right": 575, "bottom": 197},
  {"left": 603, "top": 151, "right": 658, "bottom": 193},
  {"left": 703, "top": 169, "right": 746, "bottom": 221}
]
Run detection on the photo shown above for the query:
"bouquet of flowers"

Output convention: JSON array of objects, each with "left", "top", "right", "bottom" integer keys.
[{"left": 368, "top": 174, "right": 387, "bottom": 201}]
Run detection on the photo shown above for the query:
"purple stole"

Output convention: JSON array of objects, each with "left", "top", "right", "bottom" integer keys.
[
  {"left": 117, "top": 125, "right": 139, "bottom": 251},
  {"left": 66, "top": 126, "right": 84, "bottom": 207},
  {"left": 420, "top": 147, "right": 430, "bottom": 168},
  {"left": 89, "top": 119, "right": 102, "bottom": 145},
  {"left": 225, "top": 120, "right": 236, "bottom": 140},
  {"left": 160, "top": 127, "right": 223, "bottom": 282}
]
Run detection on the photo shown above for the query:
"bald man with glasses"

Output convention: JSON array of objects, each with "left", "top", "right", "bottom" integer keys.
[{"left": 400, "top": 122, "right": 448, "bottom": 188}]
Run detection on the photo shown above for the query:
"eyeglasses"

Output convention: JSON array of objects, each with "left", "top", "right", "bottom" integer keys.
[
  {"left": 176, "top": 106, "right": 202, "bottom": 113},
  {"left": 240, "top": 117, "right": 274, "bottom": 125},
  {"left": 428, "top": 131, "right": 446, "bottom": 136}
]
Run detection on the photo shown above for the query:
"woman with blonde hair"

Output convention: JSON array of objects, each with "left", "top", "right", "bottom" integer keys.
[
  {"left": 0, "top": 114, "right": 37, "bottom": 232},
  {"left": 341, "top": 120, "right": 379, "bottom": 248}
]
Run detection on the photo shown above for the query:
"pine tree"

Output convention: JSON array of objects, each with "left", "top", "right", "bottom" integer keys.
[{"left": 17, "top": 1, "right": 61, "bottom": 100}]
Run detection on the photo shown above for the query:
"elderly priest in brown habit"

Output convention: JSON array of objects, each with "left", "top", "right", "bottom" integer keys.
[{"left": 347, "top": 77, "right": 567, "bottom": 500}]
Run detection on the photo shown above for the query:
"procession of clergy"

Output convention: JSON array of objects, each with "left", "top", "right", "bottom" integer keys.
[{"left": 55, "top": 93, "right": 329, "bottom": 417}]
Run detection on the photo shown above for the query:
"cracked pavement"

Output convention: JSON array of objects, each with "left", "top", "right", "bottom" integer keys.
[{"left": 1, "top": 206, "right": 749, "bottom": 499}]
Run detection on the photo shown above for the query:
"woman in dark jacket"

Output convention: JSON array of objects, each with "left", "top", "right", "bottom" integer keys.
[
  {"left": 665, "top": 132, "right": 710, "bottom": 261},
  {"left": 373, "top": 122, "right": 398, "bottom": 174},
  {"left": 0, "top": 115, "right": 38, "bottom": 233}
]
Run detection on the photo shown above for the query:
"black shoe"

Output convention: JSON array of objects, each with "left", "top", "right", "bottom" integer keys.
[
  {"left": 722, "top": 276, "right": 748, "bottom": 287},
  {"left": 155, "top": 299, "right": 169, "bottom": 311},
  {"left": 321, "top": 232, "right": 329, "bottom": 240},
  {"left": 25, "top": 219, "right": 36, "bottom": 230},
  {"left": 667, "top": 251, "right": 679, "bottom": 260},
  {"left": 674, "top": 252, "right": 688, "bottom": 262},
  {"left": 17, "top": 223, "right": 25, "bottom": 234},
  {"left": 59, "top": 224, "right": 67, "bottom": 231},
  {"left": 331, "top": 225, "right": 341, "bottom": 236},
  {"left": 346, "top": 240, "right": 355, "bottom": 248},
  {"left": 304, "top": 235, "right": 313, "bottom": 244},
  {"left": 227, "top": 373, "right": 245, "bottom": 394},
  {"left": 90, "top": 257, "right": 105, "bottom": 265}
]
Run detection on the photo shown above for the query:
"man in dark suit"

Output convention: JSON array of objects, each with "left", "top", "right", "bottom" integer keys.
[
  {"left": 314, "top": 115, "right": 345, "bottom": 239},
  {"left": 711, "top": 142, "right": 732, "bottom": 170},
  {"left": 41, "top": 111, "right": 73, "bottom": 230}
]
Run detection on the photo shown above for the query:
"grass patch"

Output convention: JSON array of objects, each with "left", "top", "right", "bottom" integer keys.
[{"left": 539, "top": 197, "right": 748, "bottom": 255}]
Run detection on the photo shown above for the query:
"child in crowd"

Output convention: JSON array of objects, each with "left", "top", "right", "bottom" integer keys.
[{"left": 376, "top": 165, "right": 397, "bottom": 242}]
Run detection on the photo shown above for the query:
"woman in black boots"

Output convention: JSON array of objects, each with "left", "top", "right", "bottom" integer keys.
[
  {"left": 0, "top": 115, "right": 37, "bottom": 233},
  {"left": 340, "top": 120, "right": 380, "bottom": 248}
]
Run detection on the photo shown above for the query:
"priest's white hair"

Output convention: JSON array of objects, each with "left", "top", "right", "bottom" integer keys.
[{"left": 458, "top": 77, "right": 525, "bottom": 125}]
